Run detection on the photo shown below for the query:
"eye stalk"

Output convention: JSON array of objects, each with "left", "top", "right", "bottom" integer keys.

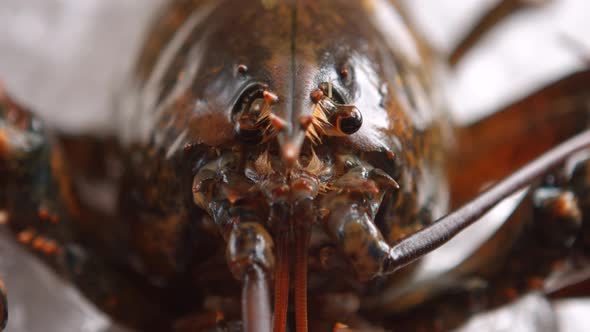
[
  {"left": 233, "top": 85, "right": 276, "bottom": 144},
  {"left": 310, "top": 84, "right": 363, "bottom": 138},
  {"left": 235, "top": 97, "right": 266, "bottom": 143}
]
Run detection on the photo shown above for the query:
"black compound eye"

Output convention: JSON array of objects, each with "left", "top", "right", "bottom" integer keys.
[{"left": 336, "top": 105, "right": 362, "bottom": 135}]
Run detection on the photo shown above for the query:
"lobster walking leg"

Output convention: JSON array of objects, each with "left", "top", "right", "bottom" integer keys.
[
  {"left": 0, "top": 84, "right": 46, "bottom": 332},
  {"left": 374, "top": 66, "right": 590, "bottom": 330},
  {"left": 0, "top": 85, "right": 173, "bottom": 331},
  {"left": 384, "top": 130, "right": 590, "bottom": 273},
  {"left": 320, "top": 165, "right": 397, "bottom": 281},
  {"left": 325, "top": 130, "right": 590, "bottom": 280},
  {"left": 379, "top": 156, "right": 590, "bottom": 330},
  {"left": 543, "top": 157, "right": 590, "bottom": 299}
]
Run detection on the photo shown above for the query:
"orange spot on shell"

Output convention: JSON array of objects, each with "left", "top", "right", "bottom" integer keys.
[
  {"left": 38, "top": 207, "right": 50, "bottom": 220},
  {"left": 17, "top": 230, "right": 34, "bottom": 245},
  {"left": 41, "top": 240, "right": 59, "bottom": 256},
  {"left": 32, "top": 237, "right": 45, "bottom": 250}
]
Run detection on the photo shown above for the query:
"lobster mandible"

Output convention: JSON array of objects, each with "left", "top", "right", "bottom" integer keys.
[{"left": 1, "top": 0, "right": 590, "bottom": 331}]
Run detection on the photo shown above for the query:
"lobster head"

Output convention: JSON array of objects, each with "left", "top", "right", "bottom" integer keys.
[{"left": 136, "top": 0, "right": 447, "bottom": 329}]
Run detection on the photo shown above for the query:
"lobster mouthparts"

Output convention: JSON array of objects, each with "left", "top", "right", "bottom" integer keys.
[{"left": 191, "top": 80, "right": 399, "bottom": 332}]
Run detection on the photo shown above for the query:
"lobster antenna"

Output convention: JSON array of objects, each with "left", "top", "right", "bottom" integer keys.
[
  {"left": 383, "top": 129, "right": 590, "bottom": 272},
  {"left": 243, "top": 265, "right": 272, "bottom": 332}
]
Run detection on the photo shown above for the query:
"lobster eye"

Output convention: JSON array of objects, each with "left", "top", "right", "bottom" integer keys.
[
  {"left": 335, "top": 105, "right": 362, "bottom": 135},
  {"left": 233, "top": 86, "right": 267, "bottom": 143}
]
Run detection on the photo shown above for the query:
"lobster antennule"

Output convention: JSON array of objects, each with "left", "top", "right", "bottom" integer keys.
[
  {"left": 294, "top": 223, "right": 310, "bottom": 332},
  {"left": 273, "top": 229, "right": 291, "bottom": 332},
  {"left": 272, "top": 209, "right": 312, "bottom": 332}
]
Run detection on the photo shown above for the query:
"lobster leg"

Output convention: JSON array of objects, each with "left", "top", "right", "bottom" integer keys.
[
  {"left": 383, "top": 130, "right": 590, "bottom": 273},
  {"left": 449, "top": 0, "right": 551, "bottom": 66},
  {"left": 371, "top": 67, "right": 590, "bottom": 329},
  {"left": 377, "top": 156, "right": 590, "bottom": 330},
  {"left": 320, "top": 163, "right": 398, "bottom": 281},
  {"left": 324, "top": 130, "right": 590, "bottom": 281},
  {"left": 0, "top": 84, "right": 47, "bottom": 332},
  {"left": 194, "top": 154, "right": 280, "bottom": 331},
  {"left": 0, "top": 85, "right": 175, "bottom": 331},
  {"left": 542, "top": 157, "right": 590, "bottom": 299},
  {"left": 320, "top": 130, "right": 590, "bottom": 330}
]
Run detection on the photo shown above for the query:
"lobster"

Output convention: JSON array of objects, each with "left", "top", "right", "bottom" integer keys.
[{"left": 1, "top": 0, "right": 589, "bottom": 331}]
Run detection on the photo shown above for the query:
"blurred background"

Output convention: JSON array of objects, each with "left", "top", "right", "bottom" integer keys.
[{"left": 0, "top": 0, "right": 590, "bottom": 331}]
